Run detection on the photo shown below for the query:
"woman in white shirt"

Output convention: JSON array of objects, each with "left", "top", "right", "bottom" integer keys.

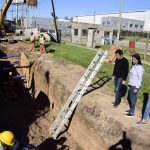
[{"left": 125, "top": 54, "right": 144, "bottom": 117}]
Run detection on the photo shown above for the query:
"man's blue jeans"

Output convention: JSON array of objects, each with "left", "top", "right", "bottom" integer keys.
[
  {"left": 114, "top": 78, "right": 123, "bottom": 105},
  {"left": 143, "top": 94, "right": 150, "bottom": 120},
  {"left": 128, "top": 86, "right": 140, "bottom": 114}
]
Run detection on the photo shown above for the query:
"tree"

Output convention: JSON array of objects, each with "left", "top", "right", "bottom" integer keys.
[{"left": 64, "top": 16, "right": 70, "bottom": 20}]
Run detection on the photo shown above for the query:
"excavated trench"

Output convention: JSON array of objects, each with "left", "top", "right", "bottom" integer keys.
[{"left": 0, "top": 44, "right": 150, "bottom": 150}]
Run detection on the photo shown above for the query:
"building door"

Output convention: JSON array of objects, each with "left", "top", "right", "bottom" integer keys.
[{"left": 86, "top": 28, "right": 94, "bottom": 47}]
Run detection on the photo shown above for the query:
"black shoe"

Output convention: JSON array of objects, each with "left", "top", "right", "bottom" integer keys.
[
  {"left": 124, "top": 110, "right": 130, "bottom": 114},
  {"left": 111, "top": 102, "right": 115, "bottom": 105},
  {"left": 112, "top": 104, "right": 119, "bottom": 108},
  {"left": 125, "top": 112, "right": 134, "bottom": 117}
]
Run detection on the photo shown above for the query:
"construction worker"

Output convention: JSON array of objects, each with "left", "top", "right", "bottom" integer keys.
[
  {"left": 8, "top": 71, "right": 17, "bottom": 99},
  {"left": 29, "top": 32, "right": 35, "bottom": 52},
  {"left": 39, "top": 33, "right": 46, "bottom": 54},
  {"left": 0, "top": 131, "right": 17, "bottom": 150}
]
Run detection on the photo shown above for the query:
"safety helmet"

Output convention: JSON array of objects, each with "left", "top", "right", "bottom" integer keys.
[
  {"left": 0, "top": 131, "right": 15, "bottom": 146},
  {"left": 9, "top": 72, "right": 12, "bottom": 76}
]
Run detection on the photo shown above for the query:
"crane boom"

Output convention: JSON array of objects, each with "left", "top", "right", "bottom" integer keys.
[{"left": 0, "top": 0, "right": 13, "bottom": 33}]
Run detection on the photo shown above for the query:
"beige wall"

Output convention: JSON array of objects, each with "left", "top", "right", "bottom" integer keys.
[{"left": 71, "top": 22, "right": 113, "bottom": 48}]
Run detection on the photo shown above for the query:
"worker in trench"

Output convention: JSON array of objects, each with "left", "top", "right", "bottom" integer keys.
[
  {"left": 0, "top": 131, "right": 19, "bottom": 150},
  {"left": 0, "top": 131, "right": 39, "bottom": 150},
  {"left": 5, "top": 71, "right": 17, "bottom": 99}
]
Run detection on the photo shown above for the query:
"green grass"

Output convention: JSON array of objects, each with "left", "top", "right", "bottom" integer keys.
[
  {"left": 97, "top": 44, "right": 150, "bottom": 62},
  {"left": 120, "top": 46, "right": 150, "bottom": 62},
  {"left": 49, "top": 43, "right": 97, "bottom": 68},
  {"left": 123, "top": 36, "right": 141, "bottom": 42},
  {"left": 32, "top": 42, "right": 150, "bottom": 106},
  {"left": 123, "top": 36, "right": 150, "bottom": 43},
  {"left": 48, "top": 43, "right": 150, "bottom": 103}
]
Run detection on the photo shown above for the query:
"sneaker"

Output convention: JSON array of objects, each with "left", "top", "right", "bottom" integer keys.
[
  {"left": 124, "top": 110, "right": 130, "bottom": 114},
  {"left": 125, "top": 112, "right": 134, "bottom": 117},
  {"left": 111, "top": 102, "right": 115, "bottom": 105},
  {"left": 141, "top": 120, "right": 147, "bottom": 124},
  {"left": 136, "top": 120, "right": 147, "bottom": 125},
  {"left": 136, "top": 121, "right": 143, "bottom": 125}
]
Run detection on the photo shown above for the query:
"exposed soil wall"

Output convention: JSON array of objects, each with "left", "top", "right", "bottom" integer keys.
[{"left": 29, "top": 56, "right": 150, "bottom": 150}]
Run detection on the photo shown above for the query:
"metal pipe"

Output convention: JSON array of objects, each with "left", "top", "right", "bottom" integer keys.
[
  {"left": 1, "top": 53, "right": 20, "bottom": 59},
  {"left": 0, "top": 75, "right": 26, "bottom": 80}
]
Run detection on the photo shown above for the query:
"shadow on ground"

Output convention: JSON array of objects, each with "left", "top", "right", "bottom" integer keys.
[
  {"left": 38, "top": 137, "right": 69, "bottom": 150},
  {"left": 108, "top": 131, "right": 132, "bottom": 150},
  {"left": 84, "top": 76, "right": 111, "bottom": 95}
]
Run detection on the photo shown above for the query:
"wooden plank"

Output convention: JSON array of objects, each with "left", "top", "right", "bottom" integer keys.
[{"left": 21, "top": 52, "right": 30, "bottom": 82}]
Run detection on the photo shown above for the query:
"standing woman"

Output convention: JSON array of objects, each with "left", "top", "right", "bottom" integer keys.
[{"left": 125, "top": 54, "right": 144, "bottom": 117}]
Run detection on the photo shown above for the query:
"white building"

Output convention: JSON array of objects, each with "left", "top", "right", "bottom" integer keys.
[
  {"left": 73, "top": 10, "right": 150, "bottom": 32},
  {"left": 23, "top": 17, "right": 71, "bottom": 36}
]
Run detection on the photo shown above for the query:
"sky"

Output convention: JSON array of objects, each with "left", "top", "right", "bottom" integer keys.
[{"left": 0, "top": 0, "right": 150, "bottom": 20}]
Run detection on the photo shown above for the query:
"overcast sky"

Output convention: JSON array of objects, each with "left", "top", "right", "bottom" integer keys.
[{"left": 0, "top": 0, "right": 150, "bottom": 19}]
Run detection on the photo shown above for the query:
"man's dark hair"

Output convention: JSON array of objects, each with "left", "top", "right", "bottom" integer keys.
[{"left": 115, "top": 49, "right": 123, "bottom": 56}]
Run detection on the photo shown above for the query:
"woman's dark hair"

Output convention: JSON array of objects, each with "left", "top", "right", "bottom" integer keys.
[{"left": 132, "top": 53, "right": 142, "bottom": 65}]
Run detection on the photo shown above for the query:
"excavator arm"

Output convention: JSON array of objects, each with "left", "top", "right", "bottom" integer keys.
[{"left": 0, "top": 0, "right": 13, "bottom": 33}]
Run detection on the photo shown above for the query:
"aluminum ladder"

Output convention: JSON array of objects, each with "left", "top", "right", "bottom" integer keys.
[{"left": 49, "top": 50, "right": 108, "bottom": 139}]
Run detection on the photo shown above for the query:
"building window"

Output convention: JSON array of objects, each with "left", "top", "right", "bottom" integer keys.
[
  {"left": 113, "top": 22, "right": 117, "bottom": 25},
  {"left": 74, "top": 29, "right": 78, "bottom": 36},
  {"left": 107, "top": 21, "right": 110, "bottom": 25},
  {"left": 97, "top": 30, "right": 100, "bottom": 34},
  {"left": 135, "top": 24, "right": 138, "bottom": 28},
  {"left": 82, "top": 29, "right": 88, "bottom": 36},
  {"left": 130, "top": 24, "right": 133, "bottom": 27},
  {"left": 49, "top": 30, "right": 55, "bottom": 33},
  {"left": 140, "top": 25, "right": 143, "bottom": 28},
  {"left": 102, "top": 21, "right": 106, "bottom": 25},
  {"left": 122, "top": 23, "right": 126, "bottom": 28},
  {"left": 104, "top": 31, "right": 110, "bottom": 37}
]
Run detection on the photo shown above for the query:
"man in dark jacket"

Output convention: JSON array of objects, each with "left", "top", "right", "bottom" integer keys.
[{"left": 112, "top": 49, "right": 129, "bottom": 107}]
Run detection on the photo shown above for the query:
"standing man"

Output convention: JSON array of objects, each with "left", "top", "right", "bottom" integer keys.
[
  {"left": 29, "top": 32, "right": 35, "bottom": 52},
  {"left": 39, "top": 33, "right": 46, "bottom": 54},
  {"left": 112, "top": 49, "right": 129, "bottom": 107}
]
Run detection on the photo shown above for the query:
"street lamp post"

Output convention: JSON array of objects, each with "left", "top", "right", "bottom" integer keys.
[
  {"left": 51, "top": 0, "right": 59, "bottom": 43},
  {"left": 16, "top": 0, "right": 18, "bottom": 25},
  {"left": 116, "top": 0, "right": 122, "bottom": 45},
  {"left": 144, "top": 32, "right": 149, "bottom": 59}
]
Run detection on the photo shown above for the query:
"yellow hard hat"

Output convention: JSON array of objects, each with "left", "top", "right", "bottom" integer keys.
[
  {"left": 0, "top": 131, "right": 15, "bottom": 146},
  {"left": 9, "top": 72, "right": 12, "bottom": 76}
]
